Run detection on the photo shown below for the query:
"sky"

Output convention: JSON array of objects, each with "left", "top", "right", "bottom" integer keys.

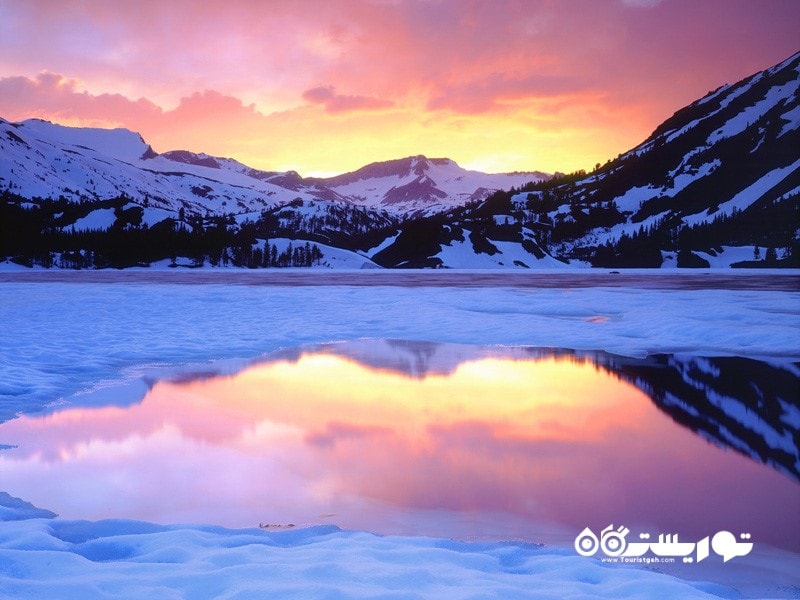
[{"left": 0, "top": 0, "right": 797, "bottom": 177}]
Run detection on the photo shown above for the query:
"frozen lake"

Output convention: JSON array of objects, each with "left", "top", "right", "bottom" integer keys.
[{"left": 1, "top": 272, "right": 799, "bottom": 598}]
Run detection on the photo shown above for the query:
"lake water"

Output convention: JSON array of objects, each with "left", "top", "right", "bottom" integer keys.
[{"left": 1, "top": 339, "right": 797, "bottom": 560}]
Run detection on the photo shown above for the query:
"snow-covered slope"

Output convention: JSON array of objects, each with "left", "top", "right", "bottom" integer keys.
[
  {"left": 522, "top": 51, "right": 800, "bottom": 266},
  {"left": 0, "top": 119, "right": 546, "bottom": 220},
  {"left": 368, "top": 51, "right": 800, "bottom": 268},
  {"left": 0, "top": 118, "right": 320, "bottom": 217}
]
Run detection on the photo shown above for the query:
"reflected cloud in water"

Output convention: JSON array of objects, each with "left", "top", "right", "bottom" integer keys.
[{"left": 0, "top": 341, "right": 797, "bottom": 551}]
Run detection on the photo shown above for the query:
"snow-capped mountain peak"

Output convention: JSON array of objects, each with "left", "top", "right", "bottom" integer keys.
[
  {"left": 309, "top": 154, "right": 547, "bottom": 216},
  {"left": 9, "top": 118, "right": 152, "bottom": 163},
  {"left": 0, "top": 120, "right": 547, "bottom": 220}
]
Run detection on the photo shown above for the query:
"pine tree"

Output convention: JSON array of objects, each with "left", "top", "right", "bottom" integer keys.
[
  {"left": 251, "top": 246, "right": 263, "bottom": 269},
  {"left": 765, "top": 247, "right": 777, "bottom": 263}
]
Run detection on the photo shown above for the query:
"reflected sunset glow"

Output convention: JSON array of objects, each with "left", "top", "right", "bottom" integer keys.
[{"left": 0, "top": 349, "right": 797, "bottom": 550}]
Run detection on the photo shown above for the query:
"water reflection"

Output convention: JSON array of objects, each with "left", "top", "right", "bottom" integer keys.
[{"left": 0, "top": 341, "right": 798, "bottom": 553}]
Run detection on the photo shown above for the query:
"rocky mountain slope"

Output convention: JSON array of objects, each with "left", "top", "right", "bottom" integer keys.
[{"left": 371, "top": 51, "right": 799, "bottom": 267}]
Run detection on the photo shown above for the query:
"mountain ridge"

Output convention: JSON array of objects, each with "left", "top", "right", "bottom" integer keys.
[
  {"left": 0, "top": 117, "right": 548, "bottom": 219},
  {"left": 1, "top": 50, "right": 798, "bottom": 269},
  {"left": 366, "top": 50, "right": 798, "bottom": 268}
]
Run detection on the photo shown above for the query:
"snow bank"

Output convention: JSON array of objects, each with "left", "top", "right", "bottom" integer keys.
[
  {"left": 0, "top": 496, "right": 730, "bottom": 599},
  {"left": 692, "top": 246, "right": 772, "bottom": 268},
  {"left": 265, "top": 237, "right": 379, "bottom": 269},
  {"left": 0, "top": 493, "right": 56, "bottom": 521}
]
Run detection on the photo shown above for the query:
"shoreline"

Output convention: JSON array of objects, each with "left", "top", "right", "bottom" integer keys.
[{"left": 2, "top": 268, "right": 799, "bottom": 291}]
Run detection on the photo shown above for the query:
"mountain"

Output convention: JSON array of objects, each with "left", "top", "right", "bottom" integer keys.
[
  {"left": 371, "top": 51, "right": 799, "bottom": 268},
  {"left": 0, "top": 116, "right": 545, "bottom": 268},
  {"left": 307, "top": 156, "right": 548, "bottom": 216},
  {"left": 549, "top": 49, "right": 800, "bottom": 268},
  {"left": 0, "top": 118, "right": 546, "bottom": 220},
  {"left": 1, "top": 51, "right": 798, "bottom": 269}
]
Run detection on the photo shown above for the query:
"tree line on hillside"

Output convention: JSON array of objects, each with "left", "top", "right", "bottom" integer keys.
[
  {"left": 2, "top": 183, "right": 797, "bottom": 269},
  {"left": 589, "top": 193, "right": 799, "bottom": 268},
  {"left": 254, "top": 198, "right": 398, "bottom": 252},
  {"left": 0, "top": 192, "right": 327, "bottom": 269}
]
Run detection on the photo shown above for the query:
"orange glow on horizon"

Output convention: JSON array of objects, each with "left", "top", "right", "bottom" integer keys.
[{"left": 1, "top": 1, "right": 796, "bottom": 176}]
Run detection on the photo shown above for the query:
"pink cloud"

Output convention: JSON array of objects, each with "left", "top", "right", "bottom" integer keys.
[
  {"left": 302, "top": 85, "right": 394, "bottom": 113},
  {"left": 169, "top": 90, "right": 261, "bottom": 124},
  {"left": 0, "top": 72, "right": 270, "bottom": 155},
  {"left": 3, "top": 2, "right": 797, "bottom": 120},
  {"left": 0, "top": 72, "right": 161, "bottom": 126},
  {"left": 0, "top": 73, "right": 262, "bottom": 126}
]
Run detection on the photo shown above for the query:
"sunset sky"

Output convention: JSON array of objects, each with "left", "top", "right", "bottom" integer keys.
[{"left": 0, "top": 0, "right": 797, "bottom": 177}]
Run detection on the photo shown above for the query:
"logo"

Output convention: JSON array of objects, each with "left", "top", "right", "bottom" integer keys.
[{"left": 574, "top": 525, "right": 753, "bottom": 564}]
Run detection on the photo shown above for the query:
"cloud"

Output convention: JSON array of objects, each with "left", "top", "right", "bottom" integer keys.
[
  {"left": 0, "top": 71, "right": 161, "bottom": 127},
  {"left": 169, "top": 90, "right": 261, "bottom": 125},
  {"left": 0, "top": 71, "right": 261, "bottom": 125},
  {"left": 0, "top": 71, "right": 272, "bottom": 160},
  {"left": 302, "top": 85, "right": 394, "bottom": 113},
  {"left": 302, "top": 86, "right": 337, "bottom": 104},
  {"left": 2, "top": 0, "right": 796, "bottom": 127}
]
